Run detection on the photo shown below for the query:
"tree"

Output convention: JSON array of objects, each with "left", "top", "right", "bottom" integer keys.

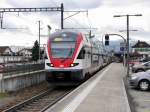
[{"left": 32, "top": 40, "right": 39, "bottom": 61}]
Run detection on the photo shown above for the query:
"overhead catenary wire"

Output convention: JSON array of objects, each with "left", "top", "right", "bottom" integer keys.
[
  {"left": 51, "top": 0, "right": 92, "bottom": 32},
  {"left": 47, "top": 0, "right": 93, "bottom": 34},
  {"left": 68, "top": 0, "right": 93, "bottom": 29},
  {"left": 64, "top": 11, "right": 94, "bottom": 34}
]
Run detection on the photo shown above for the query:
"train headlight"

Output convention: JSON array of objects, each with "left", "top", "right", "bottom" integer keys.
[
  {"left": 70, "top": 63, "right": 79, "bottom": 67},
  {"left": 46, "top": 63, "right": 54, "bottom": 67},
  {"left": 70, "top": 64, "right": 74, "bottom": 67},
  {"left": 50, "top": 63, "right": 54, "bottom": 67}
]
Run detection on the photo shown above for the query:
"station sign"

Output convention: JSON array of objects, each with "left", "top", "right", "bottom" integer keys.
[{"left": 120, "top": 42, "right": 126, "bottom": 52}]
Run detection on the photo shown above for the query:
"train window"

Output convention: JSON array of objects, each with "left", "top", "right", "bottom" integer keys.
[
  {"left": 50, "top": 32, "right": 77, "bottom": 42},
  {"left": 77, "top": 48, "right": 85, "bottom": 59},
  {"left": 51, "top": 42, "right": 75, "bottom": 58},
  {"left": 88, "top": 52, "right": 91, "bottom": 58}
]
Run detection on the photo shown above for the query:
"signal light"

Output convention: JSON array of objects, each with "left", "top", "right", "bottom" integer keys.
[{"left": 105, "top": 34, "right": 109, "bottom": 46}]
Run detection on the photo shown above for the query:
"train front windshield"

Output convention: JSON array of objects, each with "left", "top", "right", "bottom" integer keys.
[{"left": 50, "top": 32, "right": 77, "bottom": 59}]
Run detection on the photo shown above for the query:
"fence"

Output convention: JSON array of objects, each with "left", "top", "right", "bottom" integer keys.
[
  {"left": 0, "top": 56, "right": 23, "bottom": 64},
  {"left": 0, "top": 63, "right": 45, "bottom": 76}
]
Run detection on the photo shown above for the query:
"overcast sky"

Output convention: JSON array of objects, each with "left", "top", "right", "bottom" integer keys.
[{"left": 0, "top": 0, "right": 150, "bottom": 47}]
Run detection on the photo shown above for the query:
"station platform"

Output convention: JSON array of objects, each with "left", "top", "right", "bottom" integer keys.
[{"left": 46, "top": 63, "right": 130, "bottom": 112}]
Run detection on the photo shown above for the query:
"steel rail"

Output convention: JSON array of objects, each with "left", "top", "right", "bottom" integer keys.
[
  {"left": 40, "top": 90, "right": 73, "bottom": 112},
  {"left": 3, "top": 88, "right": 54, "bottom": 112},
  {"left": 3, "top": 87, "right": 73, "bottom": 112}
]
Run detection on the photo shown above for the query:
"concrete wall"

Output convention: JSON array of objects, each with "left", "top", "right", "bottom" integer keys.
[{"left": 0, "top": 70, "right": 45, "bottom": 93}]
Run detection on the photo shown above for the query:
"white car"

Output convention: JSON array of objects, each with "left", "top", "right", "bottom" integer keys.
[{"left": 130, "top": 69, "right": 150, "bottom": 91}]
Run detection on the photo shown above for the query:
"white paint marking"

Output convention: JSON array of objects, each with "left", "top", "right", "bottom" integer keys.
[
  {"left": 122, "top": 79, "right": 131, "bottom": 112},
  {"left": 61, "top": 64, "right": 112, "bottom": 112}
]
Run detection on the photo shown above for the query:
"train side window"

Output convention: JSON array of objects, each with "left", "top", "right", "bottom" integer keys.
[
  {"left": 77, "top": 48, "right": 85, "bottom": 59},
  {"left": 88, "top": 52, "right": 91, "bottom": 58}
]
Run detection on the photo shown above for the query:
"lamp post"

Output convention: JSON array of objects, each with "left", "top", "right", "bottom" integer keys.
[
  {"left": 38, "top": 20, "right": 41, "bottom": 61},
  {"left": 47, "top": 25, "right": 51, "bottom": 37},
  {"left": 119, "top": 29, "right": 138, "bottom": 32},
  {"left": 114, "top": 14, "right": 142, "bottom": 77}
]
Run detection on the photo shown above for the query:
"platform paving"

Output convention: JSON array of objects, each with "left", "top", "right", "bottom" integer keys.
[{"left": 46, "top": 63, "right": 130, "bottom": 112}]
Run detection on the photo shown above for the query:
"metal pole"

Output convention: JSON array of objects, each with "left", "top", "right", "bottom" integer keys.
[
  {"left": 126, "top": 15, "right": 130, "bottom": 77},
  {"left": 0, "top": 12, "right": 3, "bottom": 29},
  {"left": 123, "top": 43, "right": 126, "bottom": 66},
  {"left": 38, "top": 20, "right": 40, "bottom": 61},
  {"left": 61, "top": 3, "right": 64, "bottom": 29},
  {"left": 89, "top": 30, "right": 91, "bottom": 38}
]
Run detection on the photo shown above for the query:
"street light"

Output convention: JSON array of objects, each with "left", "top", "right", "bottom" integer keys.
[
  {"left": 47, "top": 25, "right": 51, "bottom": 37},
  {"left": 119, "top": 29, "right": 138, "bottom": 32},
  {"left": 47, "top": 25, "right": 51, "bottom": 30},
  {"left": 114, "top": 14, "right": 142, "bottom": 77},
  {"left": 113, "top": 14, "right": 142, "bottom": 17}
]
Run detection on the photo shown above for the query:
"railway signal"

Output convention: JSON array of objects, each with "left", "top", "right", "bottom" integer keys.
[{"left": 105, "top": 34, "right": 109, "bottom": 46}]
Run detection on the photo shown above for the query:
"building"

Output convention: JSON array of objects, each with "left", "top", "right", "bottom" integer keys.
[
  {"left": 18, "top": 48, "right": 32, "bottom": 57},
  {"left": 0, "top": 46, "right": 13, "bottom": 56},
  {"left": 10, "top": 46, "right": 25, "bottom": 56},
  {"left": 132, "top": 40, "right": 150, "bottom": 58}
]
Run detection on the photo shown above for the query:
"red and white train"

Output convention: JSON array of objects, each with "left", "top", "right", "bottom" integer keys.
[{"left": 45, "top": 30, "right": 111, "bottom": 85}]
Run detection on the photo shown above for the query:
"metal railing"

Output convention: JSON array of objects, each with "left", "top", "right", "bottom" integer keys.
[{"left": 0, "top": 62, "right": 45, "bottom": 76}]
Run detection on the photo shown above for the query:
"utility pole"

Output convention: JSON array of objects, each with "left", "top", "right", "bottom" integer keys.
[
  {"left": 0, "top": 12, "right": 3, "bottom": 28},
  {"left": 126, "top": 15, "right": 129, "bottom": 76},
  {"left": 114, "top": 14, "right": 142, "bottom": 77},
  {"left": 89, "top": 30, "right": 91, "bottom": 38},
  {"left": 38, "top": 20, "right": 41, "bottom": 61},
  {"left": 61, "top": 3, "right": 64, "bottom": 29}
]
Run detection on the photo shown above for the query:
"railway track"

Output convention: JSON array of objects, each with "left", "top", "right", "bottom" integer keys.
[{"left": 3, "top": 87, "right": 74, "bottom": 112}]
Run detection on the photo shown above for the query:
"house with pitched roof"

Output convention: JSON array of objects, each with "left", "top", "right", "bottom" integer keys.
[
  {"left": 18, "top": 48, "right": 32, "bottom": 58},
  {"left": 0, "top": 46, "right": 13, "bottom": 56},
  {"left": 132, "top": 40, "right": 150, "bottom": 58}
]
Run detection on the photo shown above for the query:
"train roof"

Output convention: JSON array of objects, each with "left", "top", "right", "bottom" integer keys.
[
  {"left": 52, "top": 29, "right": 92, "bottom": 36},
  {"left": 52, "top": 30, "right": 81, "bottom": 35}
]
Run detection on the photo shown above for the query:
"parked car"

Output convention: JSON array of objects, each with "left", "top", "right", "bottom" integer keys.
[
  {"left": 128, "top": 59, "right": 139, "bottom": 67},
  {"left": 129, "top": 70, "right": 150, "bottom": 91},
  {"left": 139, "top": 57, "right": 150, "bottom": 63},
  {"left": 132, "top": 61, "right": 150, "bottom": 73}
]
